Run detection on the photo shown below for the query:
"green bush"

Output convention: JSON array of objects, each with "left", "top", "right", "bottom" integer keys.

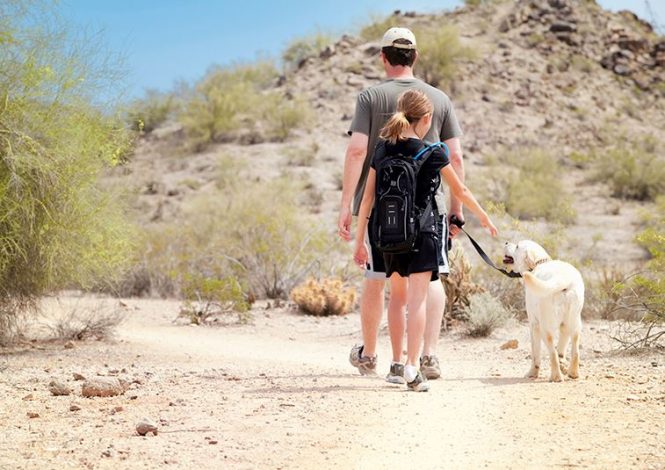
[
  {"left": 593, "top": 138, "right": 665, "bottom": 201},
  {"left": 0, "top": 3, "right": 134, "bottom": 343},
  {"left": 178, "top": 62, "right": 310, "bottom": 150},
  {"left": 178, "top": 274, "right": 251, "bottom": 325},
  {"left": 414, "top": 25, "right": 477, "bottom": 89},
  {"left": 283, "top": 33, "right": 332, "bottom": 72},
  {"left": 500, "top": 150, "right": 576, "bottom": 224},
  {"left": 126, "top": 89, "right": 176, "bottom": 133}
]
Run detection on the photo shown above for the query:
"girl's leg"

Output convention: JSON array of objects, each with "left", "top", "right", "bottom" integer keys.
[
  {"left": 405, "top": 271, "right": 432, "bottom": 368},
  {"left": 387, "top": 273, "right": 408, "bottom": 363}
]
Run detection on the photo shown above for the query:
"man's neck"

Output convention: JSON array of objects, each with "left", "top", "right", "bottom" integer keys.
[{"left": 385, "top": 67, "right": 415, "bottom": 79}]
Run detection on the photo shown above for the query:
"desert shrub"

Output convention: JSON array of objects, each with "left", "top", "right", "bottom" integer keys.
[
  {"left": 413, "top": 25, "right": 477, "bottom": 89},
  {"left": 50, "top": 302, "right": 125, "bottom": 341},
  {"left": 592, "top": 138, "right": 665, "bottom": 201},
  {"left": 442, "top": 246, "right": 484, "bottom": 329},
  {"left": 261, "top": 93, "right": 311, "bottom": 142},
  {"left": 359, "top": 15, "right": 400, "bottom": 42},
  {"left": 178, "top": 61, "right": 311, "bottom": 150},
  {"left": 583, "top": 267, "right": 639, "bottom": 321},
  {"left": 464, "top": 292, "right": 513, "bottom": 337},
  {"left": 492, "top": 150, "right": 576, "bottom": 224},
  {"left": 291, "top": 278, "right": 356, "bottom": 316},
  {"left": 0, "top": 3, "right": 134, "bottom": 343},
  {"left": 129, "top": 176, "right": 333, "bottom": 300},
  {"left": 126, "top": 89, "right": 176, "bottom": 133},
  {"left": 178, "top": 274, "right": 251, "bottom": 325},
  {"left": 283, "top": 33, "right": 332, "bottom": 71}
]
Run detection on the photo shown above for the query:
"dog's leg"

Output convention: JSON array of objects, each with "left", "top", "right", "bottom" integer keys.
[
  {"left": 544, "top": 331, "right": 564, "bottom": 382},
  {"left": 568, "top": 332, "right": 580, "bottom": 379},
  {"left": 557, "top": 324, "right": 570, "bottom": 374},
  {"left": 525, "top": 323, "right": 541, "bottom": 378}
]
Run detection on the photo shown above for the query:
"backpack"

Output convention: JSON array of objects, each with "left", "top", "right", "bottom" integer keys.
[{"left": 371, "top": 141, "right": 448, "bottom": 254}]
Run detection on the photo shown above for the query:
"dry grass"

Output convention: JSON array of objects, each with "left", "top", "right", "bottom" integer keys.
[
  {"left": 442, "top": 246, "right": 484, "bottom": 329},
  {"left": 49, "top": 302, "right": 125, "bottom": 341}
]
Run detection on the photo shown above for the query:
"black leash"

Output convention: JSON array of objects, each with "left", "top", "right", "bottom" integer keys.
[{"left": 449, "top": 215, "right": 522, "bottom": 279}]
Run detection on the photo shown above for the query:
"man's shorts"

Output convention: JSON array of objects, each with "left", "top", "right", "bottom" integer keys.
[{"left": 364, "top": 212, "right": 450, "bottom": 281}]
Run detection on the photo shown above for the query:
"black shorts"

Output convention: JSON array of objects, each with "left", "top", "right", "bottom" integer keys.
[
  {"left": 364, "top": 212, "right": 450, "bottom": 281},
  {"left": 383, "top": 232, "right": 441, "bottom": 281}
]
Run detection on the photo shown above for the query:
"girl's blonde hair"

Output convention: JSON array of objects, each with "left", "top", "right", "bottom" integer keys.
[{"left": 379, "top": 89, "right": 433, "bottom": 144}]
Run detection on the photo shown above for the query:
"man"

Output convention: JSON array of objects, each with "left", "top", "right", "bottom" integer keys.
[{"left": 338, "top": 27, "right": 465, "bottom": 380}]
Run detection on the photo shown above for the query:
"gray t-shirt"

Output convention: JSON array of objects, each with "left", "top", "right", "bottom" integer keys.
[{"left": 348, "top": 78, "right": 462, "bottom": 215}]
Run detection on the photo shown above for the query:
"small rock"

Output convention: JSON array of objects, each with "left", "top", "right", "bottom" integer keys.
[
  {"left": 605, "top": 373, "right": 615, "bottom": 379},
  {"left": 209, "top": 440, "right": 218, "bottom": 445},
  {"left": 111, "top": 406, "right": 124, "bottom": 414},
  {"left": 651, "top": 361, "right": 658, "bottom": 367},
  {"left": 49, "top": 380, "right": 71, "bottom": 396},
  {"left": 550, "top": 21, "right": 576, "bottom": 33},
  {"left": 81, "top": 377, "right": 128, "bottom": 398},
  {"left": 136, "top": 418, "right": 158, "bottom": 436},
  {"left": 22, "top": 393, "right": 34, "bottom": 401},
  {"left": 73, "top": 373, "right": 85, "bottom": 381},
  {"left": 27, "top": 412, "right": 40, "bottom": 418},
  {"left": 626, "top": 394, "right": 641, "bottom": 401},
  {"left": 70, "top": 404, "right": 81, "bottom": 411},
  {"left": 64, "top": 341, "right": 75, "bottom": 349},
  {"left": 500, "top": 339, "right": 519, "bottom": 350}
]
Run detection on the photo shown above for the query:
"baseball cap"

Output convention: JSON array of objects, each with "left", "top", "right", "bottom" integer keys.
[{"left": 380, "top": 27, "right": 417, "bottom": 49}]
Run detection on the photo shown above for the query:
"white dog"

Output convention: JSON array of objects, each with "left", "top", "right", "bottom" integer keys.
[{"left": 503, "top": 240, "right": 585, "bottom": 382}]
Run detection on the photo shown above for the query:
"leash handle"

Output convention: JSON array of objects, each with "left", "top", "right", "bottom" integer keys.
[{"left": 449, "top": 215, "right": 522, "bottom": 279}]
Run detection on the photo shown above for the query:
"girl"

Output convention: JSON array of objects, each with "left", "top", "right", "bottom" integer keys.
[{"left": 353, "top": 89, "right": 497, "bottom": 392}]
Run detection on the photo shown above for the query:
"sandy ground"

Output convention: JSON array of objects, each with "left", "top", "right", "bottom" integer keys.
[{"left": 1, "top": 296, "right": 664, "bottom": 470}]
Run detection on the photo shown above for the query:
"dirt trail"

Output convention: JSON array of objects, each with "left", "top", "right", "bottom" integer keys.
[{"left": 1, "top": 296, "right": 664, "bottom": 469}]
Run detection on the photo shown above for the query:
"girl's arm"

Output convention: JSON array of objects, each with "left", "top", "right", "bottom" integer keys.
[
  {"left": 353, "top": 168, "right": 376, "bottom": 267},
  {"left": 440, "top": 165, "right": 497, "bottom": 236}
]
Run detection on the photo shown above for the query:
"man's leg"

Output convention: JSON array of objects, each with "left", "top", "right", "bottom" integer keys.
[
  {"left": 420, "top": 213, "right": 449, "bottom": 379},
  {"left": 349, "top": 220, "right": 386, "bottom": 375},
  {"left": 360, "top": 278, "right": 385, "bottom": 358}
]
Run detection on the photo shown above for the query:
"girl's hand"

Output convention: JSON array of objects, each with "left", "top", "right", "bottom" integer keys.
[
  {"left": 481, "top": 215, "right": 498, "bottom": 237},
  {"left": 353, "top": 242, "right": 368, "bottom": 269}
]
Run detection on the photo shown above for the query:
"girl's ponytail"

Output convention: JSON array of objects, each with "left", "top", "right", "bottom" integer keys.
[
  {"left": 379, "top": 89, "right": 433, "bottom": 144},
  {"left": 380, "top": 111, "right": 410, "bottom": 144}
]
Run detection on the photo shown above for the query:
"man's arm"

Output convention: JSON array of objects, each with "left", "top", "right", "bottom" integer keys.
[
  {"left": 444, "top": 136, "right": 465, "bottom": 237},
  {"left": 338, "top": 132, "right": 369, "bottom": 241}
]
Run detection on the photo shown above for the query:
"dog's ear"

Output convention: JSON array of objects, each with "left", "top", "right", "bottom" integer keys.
[{"left": 524, "top": 246, "right": 538, "bottom": 270}]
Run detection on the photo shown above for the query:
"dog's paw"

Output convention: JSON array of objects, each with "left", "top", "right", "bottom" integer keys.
[
  {"left": 525, "top": 366, "right": 540, "bottom": 378},
  {"left": 567, "top": 369, "right": 579, "bottom": 380},
  {"left": 549, "top": 372, "right": 564, "bottom": 382},
  {"left": 559, "top": 362, "right": 568, "bottom": 375}
]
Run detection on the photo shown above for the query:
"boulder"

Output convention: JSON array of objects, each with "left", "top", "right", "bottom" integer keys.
[{"left": 81, "top": 377, "right": 128, "bottom": 398}]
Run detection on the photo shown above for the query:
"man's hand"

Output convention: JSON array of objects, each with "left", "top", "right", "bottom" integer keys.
[
  {"left": 338, "top": 206, "right": 352, "bottom": 241},
  {"left": 448, "top": 210, "right": 465, "bottom": 238}
]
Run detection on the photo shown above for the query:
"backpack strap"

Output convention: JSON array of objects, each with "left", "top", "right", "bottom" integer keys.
[{"left": 413, "top": 141, "right": 449, "bottom": 161}]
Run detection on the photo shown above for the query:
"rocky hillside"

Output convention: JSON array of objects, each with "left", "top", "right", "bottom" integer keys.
[{"left": 118, "top": 0, "right": 665, "bottom": 270}]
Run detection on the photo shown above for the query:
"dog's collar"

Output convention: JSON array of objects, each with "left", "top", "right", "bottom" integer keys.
[{"left": 529, "top": 258, "right": 551, "bottom": 271}]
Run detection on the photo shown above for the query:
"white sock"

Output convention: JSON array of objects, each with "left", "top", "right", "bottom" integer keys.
[{"left": 404, "top": 365, "right": 418, "bottom": 383}]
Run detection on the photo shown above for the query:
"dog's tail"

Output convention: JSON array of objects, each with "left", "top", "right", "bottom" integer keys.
[{"left": 522, "top": 272, "right": 571, "bottom": 296}]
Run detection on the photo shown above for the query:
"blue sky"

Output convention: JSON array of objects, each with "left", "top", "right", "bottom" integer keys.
[{"left": 59, "top": 0, "right": 664, "bottom": 100}]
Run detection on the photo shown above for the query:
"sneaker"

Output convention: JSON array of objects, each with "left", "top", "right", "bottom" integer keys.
[
  {"left": 406, "top": 370, "right": 430, "bottom": 392},
  {"left": 385, "top": 362, "right": 405, "bottom": 384},
  {"left": 349, "top": 344, "right": 377, "bottom": 376},
  {"left": 420, "top": 355, "right": 441, "bottom": 380}
]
